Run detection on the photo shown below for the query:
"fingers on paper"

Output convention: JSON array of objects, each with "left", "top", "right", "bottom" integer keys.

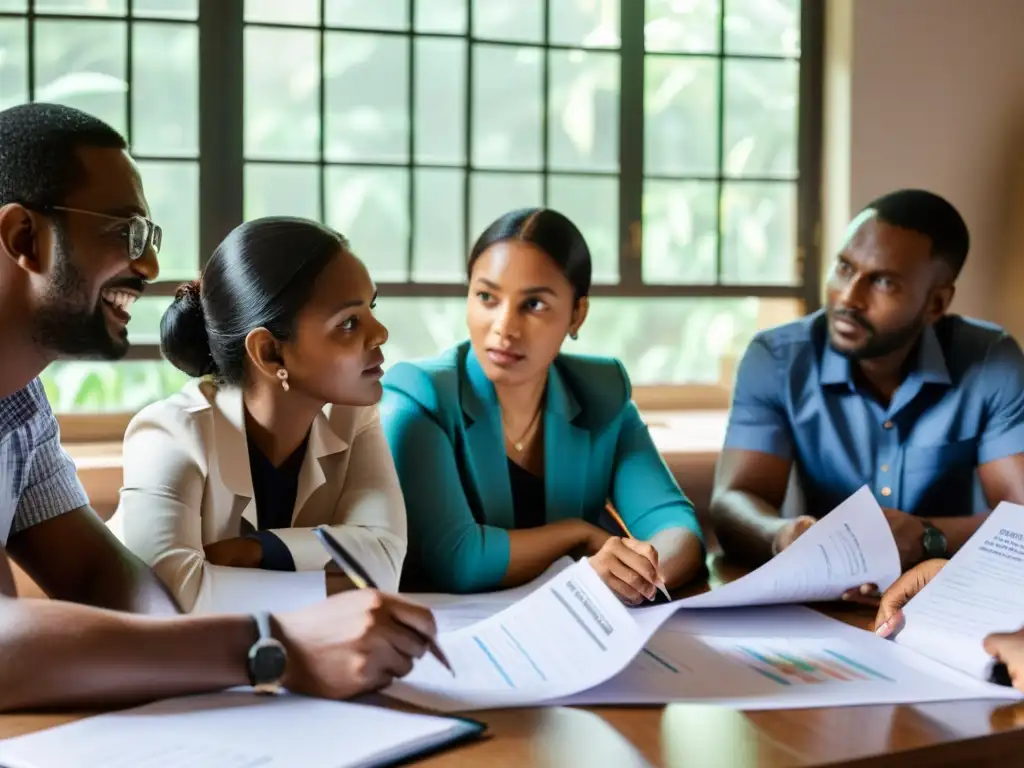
[
  {"left": 605, "top": 572, "right": 648, "bottom": 605},
  {"left": 387, "top": 595, "right": 439, "bottom": 640}
]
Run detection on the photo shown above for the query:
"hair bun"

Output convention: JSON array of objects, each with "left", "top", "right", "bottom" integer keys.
[{"left": 160, "top": 280, "right": 217, "bottom": 378}]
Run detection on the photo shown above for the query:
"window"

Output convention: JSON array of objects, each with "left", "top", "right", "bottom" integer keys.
[{"left": 0, "top": 0, "right": 822, "bottom": 415}]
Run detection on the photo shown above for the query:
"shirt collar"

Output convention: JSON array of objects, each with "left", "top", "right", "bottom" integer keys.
[{"left": 820, "top": 323, "right": 952, "bottom": 389}]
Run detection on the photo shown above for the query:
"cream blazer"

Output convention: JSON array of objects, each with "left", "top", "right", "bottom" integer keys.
[{"left": 107, "top": 378, "right": 407, "bottom": 614}]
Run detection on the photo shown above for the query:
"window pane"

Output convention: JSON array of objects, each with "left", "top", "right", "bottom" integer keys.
[
  {"left": 244, "top": 28, "right": 320, "bottom": 160},
  {"left": 36, "top": 0, "right": 125, "bottom": 15},
  {"left": 549, "top": 0, "right": 620, "bottom": 48},
  {"left": 412, "top": 168, "right": 465, "bottom": 283},
  {"left": 131, "top": 22, "right": 198, "bottom": 158},
  {"left": 325, "top": 32, "right": 408, "bottom": 164},
  {"left": 644, "top": 56, "right": 718, "bottom": 176},
  {"left": 720, "top": 181, "right": 796, "bottom": 285},
  {"left": 0, "top": 20, "right": 28, "bottom": 108},
  {"left": 245, "top": 0, "right": 319, "bottom": 25},
  {"left": 548, "top": 49, "right": 619, "bottom": 172},
  {"left": 245, "top": 164, "right": 320, "bottom": 220},
  {"left": 414, "top": 38, "right": 465, "bottom": 165},
  {"left": 645, "top": 0, "right": 720, "bottom": 54},
  {"left": 325, "top": 166, "right": 409, "bottom": 282},
  {"left": 415, "top": 0, "right": 466, "bottom": 34},
  {"left": 34, "top": 20, "right": 127, "bottom": 135},
  {"left": 41, "top": 359, "right": 189, "bottom": 413},
  {"left": 126, "top": 295, "right": 173, "bottom": 345},
  {"left": 576, "top": 297, "right": 801, "bottom": 384},
  {"left": 469, "top": 173, "right": 543, "bottom": 244},
  {"left": 643, "top": 180, "right": 717, "bottom": 284},
  {"left": 0, "top": 0, "right": 27, "bottom": 11},
  {"left": 726, "top": 0, "right": 800, "bottom": 56},
  {"left": 472, "top": 45, "right": 542, "bottom": 170},
  {"left": 547, "top": 174, "right": 618, "bottom": 284},
  {"left": 370, "top": 296, "right": 803, "bottom": 386},
  {"left": 138, "top": 160, "right": 198, "bottom": 280},
  {"left": 472, "top": 0, "right": 542, "bottom": 43},
  {"left": 724, "top": 59, "right": 798, "bottom": 178},
  {"left": 133, "top": 0, "right": 198, "bottom": 20},
  {"left": 374, "top": 298, "right": 465, "bottom": 365},
  {"left": 325, "top": 0, "right": 408, "bottom": 30}
]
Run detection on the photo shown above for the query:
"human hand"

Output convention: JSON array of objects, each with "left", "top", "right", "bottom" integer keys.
[
  {"left": 589, "top": 537, "right": 663, "bottom": 606},
  {"left": 874, "top": 558, "right": 947, "bottom": 637},
  {"left": 204, "top": 537, "right": 262, "bottom": 568},
  {"left": 570, "top": 520, "right": 614, "bottom": 559},
  {"left": 983, "top": 630, "right": 1024, "bottom": 693},
  {"left": 274, "top": 589, "right": 437, "bottom": 699},
  {"left": 771, "top": 515, "right": 816, "bottom": 556},
  {"left": 881, "top": 507, "right": 927, "bottom": 568}
]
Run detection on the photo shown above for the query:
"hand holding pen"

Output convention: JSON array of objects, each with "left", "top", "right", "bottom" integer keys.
[{"left": 313, "top": 527, "right": 454, "bottom": 675}]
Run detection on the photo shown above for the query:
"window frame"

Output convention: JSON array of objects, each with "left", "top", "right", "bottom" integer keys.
[{"left": 5, "top": 0, "right": 824, "bottom": 436}]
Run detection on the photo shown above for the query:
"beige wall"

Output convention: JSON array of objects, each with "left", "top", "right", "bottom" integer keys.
[{"left": 824, "top": 0, "right": 1024, "bottom": 339}]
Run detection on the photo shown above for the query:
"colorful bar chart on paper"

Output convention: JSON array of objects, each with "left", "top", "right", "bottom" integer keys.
[{"left": 718, "top": 638, "right": 896, "bottom": 687}]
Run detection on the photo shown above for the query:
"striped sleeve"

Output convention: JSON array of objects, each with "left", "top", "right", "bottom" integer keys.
[{"left": 11, "top": 388, "right": 88, "bottom": 534}]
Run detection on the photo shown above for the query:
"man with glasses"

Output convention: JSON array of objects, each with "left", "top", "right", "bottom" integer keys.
[{"left": 0, "top": 103, "right": 436, "bottom": 711}]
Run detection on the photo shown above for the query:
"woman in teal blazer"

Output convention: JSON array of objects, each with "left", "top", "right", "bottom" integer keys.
[{"left": 381, "top": 208, "right": 705, "bottom": 599}]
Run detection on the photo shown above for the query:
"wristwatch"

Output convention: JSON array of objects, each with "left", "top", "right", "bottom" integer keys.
[
  {"left": 921, "top": 521, "right": 948, "bottom": 561},
  {"left": 247, "top": 612, "right": 287, "bottom": 695}
]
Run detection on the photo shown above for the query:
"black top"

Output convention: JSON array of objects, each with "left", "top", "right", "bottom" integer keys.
[
  {"left": 242, "top": 434, "right": 310, "bottom": 571},
  {"left": 508, "top": 458, "right": 545, "bottom": 529}
]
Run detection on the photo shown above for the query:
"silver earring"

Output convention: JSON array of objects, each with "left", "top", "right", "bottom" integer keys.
[
  {"left": 276, "top": 368, "right": 290, "bottom": 392},
  {"left": 570, "top": 331, "right": 579, "bottom": 340}
]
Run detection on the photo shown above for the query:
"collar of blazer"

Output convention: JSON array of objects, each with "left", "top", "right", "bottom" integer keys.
[{"left": 199, "top": 379, "right": 350, "bottom": 526}]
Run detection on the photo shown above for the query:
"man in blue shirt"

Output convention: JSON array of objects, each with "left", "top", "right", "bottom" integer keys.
[{"left": 711, "top": 189, "right": 1024, "bottom": 571}]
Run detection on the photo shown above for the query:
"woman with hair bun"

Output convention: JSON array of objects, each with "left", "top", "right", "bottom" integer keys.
[{"left": 107, "top": 217, "right": 406, "bottom": 613}]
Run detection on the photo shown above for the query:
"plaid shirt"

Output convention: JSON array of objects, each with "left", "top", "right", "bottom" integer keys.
[{"left": 0, "top": 379, "right": 88, "bottom": 546}]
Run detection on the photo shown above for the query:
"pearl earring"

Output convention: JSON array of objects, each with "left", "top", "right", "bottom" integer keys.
[{"left": 276, "top": 368, "right": 290, "bottom": 392}]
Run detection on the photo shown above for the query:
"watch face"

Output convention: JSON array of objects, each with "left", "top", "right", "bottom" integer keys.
[
  {"left": 251, "top": 643, "right": 287, "bottom": 685},
  {"left": 923, "top": 528, "right": 947, "bottom": 557}
]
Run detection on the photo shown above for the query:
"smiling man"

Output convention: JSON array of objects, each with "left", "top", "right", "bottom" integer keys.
[
  {"left": 710, "top": 189, "right": 1024, "bottom": 570},
  {"left": 0, "top": 103, "right": 440, "bottom": 712}
]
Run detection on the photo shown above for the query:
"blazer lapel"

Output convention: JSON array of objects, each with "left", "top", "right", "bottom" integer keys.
[
  {"left": 207, "top": 382, "right": 258, "bottom": 530},
  {"left": 543, "top": 364, "right": 589, "bottom": 523},
  {"left": 463, "top": 351, "right": 515, "bottom": 529},
  {"left": 292, "top": 411, "right": 349, "bottom": 524}
]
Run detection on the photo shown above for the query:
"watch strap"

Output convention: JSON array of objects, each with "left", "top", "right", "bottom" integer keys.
[{"left": 254, "top": 611, "right": 273, "bottom": 641}]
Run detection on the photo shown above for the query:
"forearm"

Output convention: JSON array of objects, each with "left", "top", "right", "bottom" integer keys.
[
  {"left": 0, "top": 595, "right": 253, "bottom": 712},
  {"left": 710, "top": 489, "right": 786, "bottom": 565},
  {"left": 502, "top": 520, "right": 596, "bottom": 588},
  {"left": 924, "top": 513, "right": 989, "bottom": 555},
  {"left": 650, "top": 528, "right": 705, "bottom": 588},
  {"left": 80, "top": 550, "right": 182, "bottom": 616}
]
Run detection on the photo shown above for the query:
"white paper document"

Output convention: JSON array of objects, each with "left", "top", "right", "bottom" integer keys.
[
  {"left": 0, "top": 691, "right": 482, "bottom": 768},
  {"left": 385, "top": 487, "right": 1019, "bottom": 712},
  {"left": 550, "top": 605, "right": 1018, "bottom": 709},
  {"left": 387, "top": 557, "right": 650, "bottom": 711},
  {"left": 894, "top": 501, "right": 1024, "bottom": 680}
]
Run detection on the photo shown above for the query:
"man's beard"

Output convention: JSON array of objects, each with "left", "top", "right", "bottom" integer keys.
[
  {"left": 32, "top": 229, "right": 129, "bottom": 361},
  {"left": 828, "top": 308, "right": 926, "bottom": 361}
]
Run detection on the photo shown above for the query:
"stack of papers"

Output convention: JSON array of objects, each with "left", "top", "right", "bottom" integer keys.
[
  {"left": 0, "top": 692, "right": 484, "bottom": 768},
  {"left": 392, "top": 487, "right": 1024, "bottom": 712}
]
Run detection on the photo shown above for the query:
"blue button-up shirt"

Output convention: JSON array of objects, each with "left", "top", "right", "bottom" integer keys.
[
  {"left": 724, "top": 310, "right": 1024, "bottom": 517},
  {"left": 0, "top": 379, "right": 88, "bottom": 546}
]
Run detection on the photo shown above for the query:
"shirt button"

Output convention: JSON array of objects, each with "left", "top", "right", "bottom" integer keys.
[
  {"left": 883, "top": 421, "right": 893, "bottom": 429},
  {"left": 881, "top": 487, "right": 892, "bottom": 496},
  {"left": 881, "top": 464, "right": 889, "bottom": 472}
]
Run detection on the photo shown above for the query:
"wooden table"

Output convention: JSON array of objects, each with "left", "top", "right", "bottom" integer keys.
[{"left": 3, "top": 557, "right": 1023, "bottom": 767}]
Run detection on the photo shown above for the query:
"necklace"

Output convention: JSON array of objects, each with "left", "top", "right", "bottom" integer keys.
[{"left": 502, "top": 407, "right": 542, "bottom": 453}]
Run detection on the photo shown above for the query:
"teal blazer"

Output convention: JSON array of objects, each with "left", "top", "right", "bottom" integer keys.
[{"left": 380, "top": 342, "right": 703, "bottom": 593}]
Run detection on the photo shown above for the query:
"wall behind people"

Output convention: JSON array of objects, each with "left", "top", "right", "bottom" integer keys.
[{"left": 824, "top": 0, "right": 1024, "bottom": 340}]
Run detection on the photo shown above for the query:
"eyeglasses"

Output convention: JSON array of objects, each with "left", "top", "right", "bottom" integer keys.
[{"left": 48, "top": 205, "right": 162, "bottom": 261}]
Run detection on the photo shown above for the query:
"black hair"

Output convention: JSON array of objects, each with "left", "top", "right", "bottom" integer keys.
[
  {"left": 863, "top": 189, "right": 970, "bottom": 278},
  {"left": 160, "top": 217, "right": 349, "bottom": 384},
  {"left": 467, "top": 208, "right": 592, "bottom": 300},
  {"left": 0, "top": 102, "right": 127, "bottom": 210}
]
